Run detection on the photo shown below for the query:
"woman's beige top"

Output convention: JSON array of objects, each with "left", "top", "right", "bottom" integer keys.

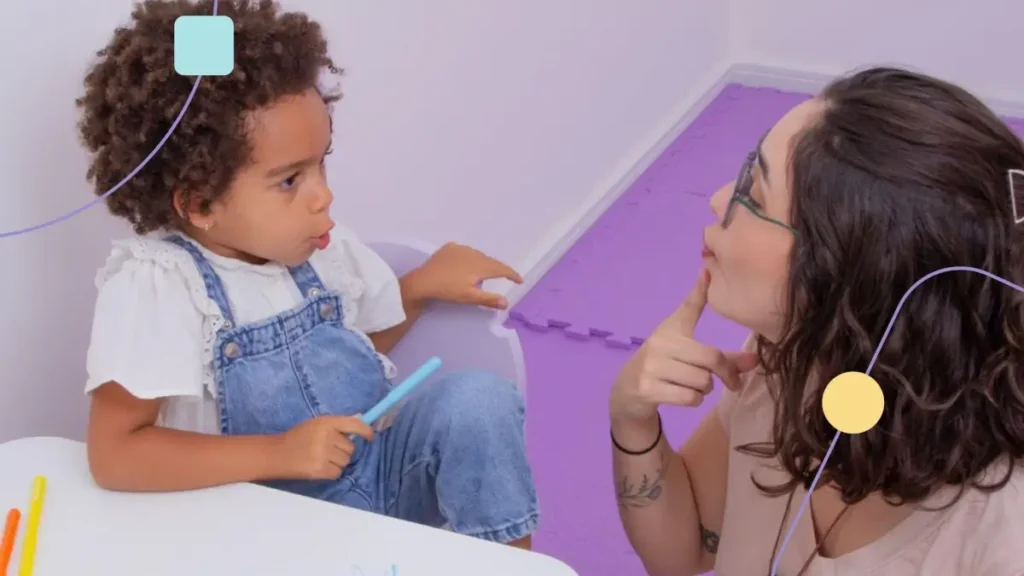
[{"left": 712, "top": 339, "right": 1024, "bottom": 576}]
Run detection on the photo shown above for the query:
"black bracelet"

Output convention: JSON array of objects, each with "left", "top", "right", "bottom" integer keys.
[{"left": 611, "top": 413, "right": 663, "bottom": 455}]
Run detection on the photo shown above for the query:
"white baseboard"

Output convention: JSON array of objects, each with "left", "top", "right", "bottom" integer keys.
[
  {"left": 509, "top": 62, "right": 1024, "bottom": 305},
  {"left": 723, "top": 62, "right": 833, "bottom": 93},
  {"left": 507, "top": 60, "right": 735, "bottom": 305}
]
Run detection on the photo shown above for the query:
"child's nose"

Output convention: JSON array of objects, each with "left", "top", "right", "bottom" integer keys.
[{"left": 310, "top": 182, "right": 333, "bottom": 212}]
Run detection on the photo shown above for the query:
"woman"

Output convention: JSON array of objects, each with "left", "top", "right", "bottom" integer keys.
[{"left": 609, "top": 67, "right": 1024, "bottom": 576}]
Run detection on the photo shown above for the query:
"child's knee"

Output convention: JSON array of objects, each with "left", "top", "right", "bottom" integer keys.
[{"left": 430, "top": 369, "right": 524, "bottom": 434}]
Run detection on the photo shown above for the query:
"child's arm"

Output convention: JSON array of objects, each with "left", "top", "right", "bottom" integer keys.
[
  {"left": 86, "top": 382, "right": 280, "bottom": 491},
  {"left": 366, "top": 272, "right": 428, "bottom": 354},
  {"left": 85, "top": 251, "right": 287, "bottom": 491},
  {"left": 84, "top": 243, "right": 375, "bottom": 493},
  {"left": 87, "top": 382, "right": 374, "bottom": 492}
]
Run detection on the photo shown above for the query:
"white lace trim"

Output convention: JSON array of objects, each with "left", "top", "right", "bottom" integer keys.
[
  {"left": 97, "top": 237, "right": 226, "bottom": 398},
  {"left": 97, "top": 236, "right": 396, "bottom": 399}
]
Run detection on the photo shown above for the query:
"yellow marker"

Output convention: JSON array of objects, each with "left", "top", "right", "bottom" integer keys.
[
  {"left": 822, "top": 371, "right": 884, "bottom": 434},
  {"left": 17, "top": 477, "right": 45, "bottom": 576}
]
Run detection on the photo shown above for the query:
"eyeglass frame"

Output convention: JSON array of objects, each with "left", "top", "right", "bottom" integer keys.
[{"left": 722, "top": 136, "right": 800, "bottom": 236}]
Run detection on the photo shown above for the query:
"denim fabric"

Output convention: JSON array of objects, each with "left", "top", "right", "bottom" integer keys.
[{"left": 165, "top": 236, "right": 539, "bottom": 543}]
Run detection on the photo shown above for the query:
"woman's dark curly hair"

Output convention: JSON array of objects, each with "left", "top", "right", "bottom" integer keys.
[
  {"left": 76, "top": 0, "right": 341, "bottom": 234},
  {"left": 741, "top": 67, "right": 1024, "bottom": 507}
]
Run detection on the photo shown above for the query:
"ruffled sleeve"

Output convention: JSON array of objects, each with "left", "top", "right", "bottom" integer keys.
[{"left": 85, "top": 238, "right": 223, "bottom": 399}]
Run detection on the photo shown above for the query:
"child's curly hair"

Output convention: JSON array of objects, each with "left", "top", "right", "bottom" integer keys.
[{"left": 76, "top": 0, "right": 341, "bottom": 234}]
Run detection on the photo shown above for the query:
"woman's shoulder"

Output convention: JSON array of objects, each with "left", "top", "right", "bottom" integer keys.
[
  {"left": 948, "top": 460, "right": 1024, "bottom": 573},
  {"left": 965, "top": 458, "right": 1024, "bottom": 516}
]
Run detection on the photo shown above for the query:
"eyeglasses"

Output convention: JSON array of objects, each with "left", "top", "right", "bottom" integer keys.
[{"left": 722, "top": 146, "right": 799, "bottom": 236}]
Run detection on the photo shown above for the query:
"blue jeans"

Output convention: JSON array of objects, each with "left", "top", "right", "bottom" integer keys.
[
  {"left": 329, "top": 369, "right": 538, "bottom": 542},
  {"left": 166, "top": 235, "right": 539, "bottom": 543}
]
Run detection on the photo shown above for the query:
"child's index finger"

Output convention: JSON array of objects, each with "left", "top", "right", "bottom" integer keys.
[{"left": 483, "top": 258, "right": 523, "bottom": 284}]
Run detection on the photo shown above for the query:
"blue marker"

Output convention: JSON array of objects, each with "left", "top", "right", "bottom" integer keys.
[{"left": 360, "top": 357, "right": 442, "bottom": 425}]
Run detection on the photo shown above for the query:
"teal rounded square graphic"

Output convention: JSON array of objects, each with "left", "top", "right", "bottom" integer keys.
[{"left": 174, "top": 15, "right": 235, "bottom": 76}]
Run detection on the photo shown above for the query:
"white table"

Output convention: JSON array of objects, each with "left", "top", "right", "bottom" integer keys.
[{"left": 0, "top": 437, "right": 578, "bottom": 576}]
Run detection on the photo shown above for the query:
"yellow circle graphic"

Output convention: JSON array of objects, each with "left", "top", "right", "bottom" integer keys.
[{"left": 821, "top": 371, "right": 884, "bottom": 434}]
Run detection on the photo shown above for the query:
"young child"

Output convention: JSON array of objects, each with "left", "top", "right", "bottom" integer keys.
[{"left": 78, "top": 0, "right": 538, "bottom": 548}]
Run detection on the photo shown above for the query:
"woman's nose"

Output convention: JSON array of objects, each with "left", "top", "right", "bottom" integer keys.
[{"left": 708, "top": 181, "right": 733, "bottom": 220}]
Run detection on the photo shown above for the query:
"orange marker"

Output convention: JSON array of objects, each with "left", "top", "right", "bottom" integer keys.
[{"left": 0, "top": 508, "right": 20, "bottom": 576}]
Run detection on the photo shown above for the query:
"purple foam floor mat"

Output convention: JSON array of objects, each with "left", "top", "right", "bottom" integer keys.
[
  {"left": 510, "top": 84, "right": 1024, "bottom": 576},
  {"left": 510, "top": 83, "right": 799, "bottom": 576},
  {"left": 515, "top": 324, "right": 725, "bottom": 576},
  {"left": 513, "top": 84, "right": 810, "bottom": 345}
]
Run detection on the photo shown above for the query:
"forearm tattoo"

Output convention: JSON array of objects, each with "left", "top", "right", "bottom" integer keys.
[
  {"left": 616, "top": 453, "right": 666, "bottom": 509},
  {"left": 700, "top": 524, "right": 720, "bottom": 554}
]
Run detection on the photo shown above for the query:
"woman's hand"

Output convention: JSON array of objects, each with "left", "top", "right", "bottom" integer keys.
[
  {"left": 609, "top": 269, "right": 758, "bottom": 423},
  {"left": 405, "top": 242, "right": 523, "bottom": 310}
]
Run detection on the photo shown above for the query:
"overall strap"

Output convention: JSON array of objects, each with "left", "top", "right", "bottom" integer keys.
[
  {"left": 164, "top": 235, "right": 237, "bottom": 328},
  {"left": 287, "top": 261, "right": 329, "bottom": 299}
]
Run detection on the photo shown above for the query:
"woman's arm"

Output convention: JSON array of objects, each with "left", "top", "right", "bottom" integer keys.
[
  {"left": 612, "top": 409, "right": 731, "bottom": 576},
  {"left": 87, "top": 382, "right": 283, "bottom": 491}
]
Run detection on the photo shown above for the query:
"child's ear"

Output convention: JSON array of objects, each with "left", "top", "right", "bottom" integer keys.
[{"left": 172, "top": 189, "right": 214, "bottom": 231}]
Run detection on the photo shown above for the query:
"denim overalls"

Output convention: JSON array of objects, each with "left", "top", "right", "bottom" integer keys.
[{"left": 166, "top": 235, "right": 539, "bottom": 543}]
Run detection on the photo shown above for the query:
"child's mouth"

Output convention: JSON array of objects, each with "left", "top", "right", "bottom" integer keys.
[{"left": 313, "top": 232, "right": 331, "bottom": 250}]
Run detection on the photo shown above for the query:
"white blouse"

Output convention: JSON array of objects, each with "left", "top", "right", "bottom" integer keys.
[{"left": 84, "top": 227, "right": 407, "bottom": 435}]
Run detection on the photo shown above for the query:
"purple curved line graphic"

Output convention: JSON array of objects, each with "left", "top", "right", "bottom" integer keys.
[
  {"left": 0, "top": 0, "right": 220, "bottom": 238},
  {"left": 771, "top": 265, "right": 1024, "bottom": 574}
]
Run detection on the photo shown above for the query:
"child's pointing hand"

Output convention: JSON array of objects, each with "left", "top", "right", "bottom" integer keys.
[{"left": 405, "top": 242, "right": 523, "bottom": 310}]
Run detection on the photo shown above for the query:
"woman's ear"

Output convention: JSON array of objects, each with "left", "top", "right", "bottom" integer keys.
[{"left": 173, "top": 189, "right": 214, "bottom": 231}]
